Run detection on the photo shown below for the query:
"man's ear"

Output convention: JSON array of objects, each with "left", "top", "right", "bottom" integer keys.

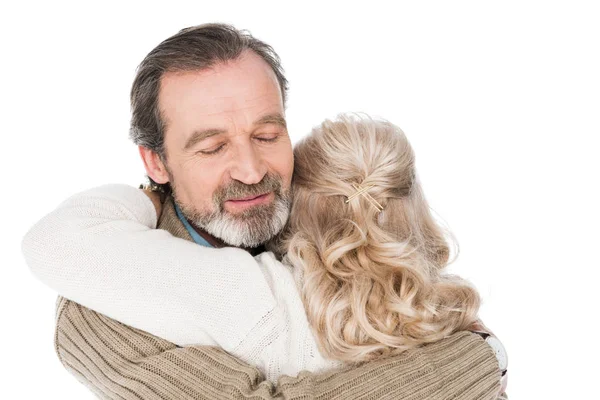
[{"left": 139, "top": 146, "right": 170, "bottom": 184}]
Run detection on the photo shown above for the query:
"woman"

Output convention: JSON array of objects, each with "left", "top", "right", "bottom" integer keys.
[{"left": 23, "top": 114, "right": 506, "bottom": 394}]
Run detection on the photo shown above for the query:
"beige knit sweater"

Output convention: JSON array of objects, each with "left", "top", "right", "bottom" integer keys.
[{"left": 53, "top": 195, "right": 503, "bottom": 399}]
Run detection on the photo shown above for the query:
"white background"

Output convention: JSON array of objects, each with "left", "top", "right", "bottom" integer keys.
[{"left": 2, "top": 1, "right": 599, "bottom": 398}]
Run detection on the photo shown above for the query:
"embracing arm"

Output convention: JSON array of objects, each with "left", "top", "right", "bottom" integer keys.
[
  {"left": 29, "top": 184, "right": 505, "bottom": 398},
  {"left": 22, "top": 184, "right": 276, "bottom": 351},
  {"left": 56, "top": 297, "right": 503, "bottom": 400}
]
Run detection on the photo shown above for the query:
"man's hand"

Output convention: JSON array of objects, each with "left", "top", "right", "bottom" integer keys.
[
  {"left": 142, "top": 188, "right": 163, "bottom": 218},
  {"left": 468, "top": 318, "right": 508, "bottom": 398}
]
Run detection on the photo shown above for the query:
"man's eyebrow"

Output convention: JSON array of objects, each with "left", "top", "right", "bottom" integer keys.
[
  {"left": 183, "top": 129, "right": 226, "bottom": 151},
  {"left": 254, "top": 113, "right": 287, "bottom": 129},
  {"left": 183, "top": 114, "right": 286, "bottom": 151}
]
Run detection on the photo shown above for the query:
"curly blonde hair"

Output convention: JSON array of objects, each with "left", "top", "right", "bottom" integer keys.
[{"left": 281, "top": 114, "right": 481, "bottom": 363}]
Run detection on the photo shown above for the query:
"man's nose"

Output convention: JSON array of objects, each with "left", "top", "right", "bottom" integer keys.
[{"left": 229, "top": 143, "right": 267, "bottom": 185}]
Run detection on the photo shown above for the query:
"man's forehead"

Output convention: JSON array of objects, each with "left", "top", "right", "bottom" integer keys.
[
  {"left": 159, "top": 84, "right": 284, "bottom": 134},
  {"left": 159, "top": 59, "right": 282, "bottom": 116},
  {"left": 156, "top": 52, "right": 285, "bottom": 150}
]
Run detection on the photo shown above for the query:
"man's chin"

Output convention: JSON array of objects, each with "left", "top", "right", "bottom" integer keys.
[
  {"left": 208, "top": 229, "right": 271, "bottom": 248},
  {"left": 204, "top": 203, "right": 288, "bottom": 248}
]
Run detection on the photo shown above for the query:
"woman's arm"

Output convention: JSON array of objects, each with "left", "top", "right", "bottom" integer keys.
[
  {"left": 23, "top": 184, "right": 341, "bottom": 381},
  {"left": 22, "top": 184, "right": 276, "bottom": 351}
]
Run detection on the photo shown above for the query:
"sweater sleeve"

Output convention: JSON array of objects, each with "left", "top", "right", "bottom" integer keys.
[
  {"left": 22, "top": 184, "right": 276, "bottom": 351},
  {"left": 55, "top": 297, "right": 503, "bottom": 400}
]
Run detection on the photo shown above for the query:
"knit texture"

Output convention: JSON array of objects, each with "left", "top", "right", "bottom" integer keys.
[
  {"left": 25, "top": 184, "right": 340, "bottom": 380},
  {"left": 53, "top": 194, "right": 503, "bottom": 399}
]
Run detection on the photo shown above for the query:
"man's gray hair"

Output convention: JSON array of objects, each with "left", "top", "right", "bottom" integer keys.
[{"left": 129, "top": 23, "right": 288, "bottom": 159}]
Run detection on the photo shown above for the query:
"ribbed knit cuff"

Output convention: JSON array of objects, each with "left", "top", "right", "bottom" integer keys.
[{"left": 422, "top": 331, "right": 502, "bottom": 400}]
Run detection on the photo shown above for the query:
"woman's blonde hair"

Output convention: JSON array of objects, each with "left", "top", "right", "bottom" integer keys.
[{"left": 282, "top": 113, "right": 480, "bottom": 363}]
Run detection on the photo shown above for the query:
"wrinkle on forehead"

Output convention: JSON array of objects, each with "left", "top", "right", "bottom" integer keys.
[
  {"left": 158, "top": 51, "right": 284, "bottom": 153},
  {"left": 160, "top": 50, "right": 281, "bottom": 114}
]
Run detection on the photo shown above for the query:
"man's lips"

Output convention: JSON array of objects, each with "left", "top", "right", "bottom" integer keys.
[
  {"left": 224, "top": 192, "right": 273, "bottom": 210},
  {"left": 228, "top": 193, "right": 268, "bottom": 202}
]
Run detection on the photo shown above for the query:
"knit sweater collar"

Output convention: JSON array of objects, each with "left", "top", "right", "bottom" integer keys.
[{"left": 157, "top": 196, "right": 194, "bottom": 242}]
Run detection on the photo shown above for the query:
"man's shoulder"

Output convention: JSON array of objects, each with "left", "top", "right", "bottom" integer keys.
[{"left": 156, "top": 195, "right": 194, "bottom": 241}]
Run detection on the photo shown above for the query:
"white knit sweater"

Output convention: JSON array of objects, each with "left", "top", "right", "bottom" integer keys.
[{"left": 22, "top": 184, "right": 343, "bottom": 382}]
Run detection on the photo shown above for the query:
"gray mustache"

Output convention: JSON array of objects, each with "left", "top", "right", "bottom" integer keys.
[{"left": 215, "top": 174, "right": 282, "bottom": 203}]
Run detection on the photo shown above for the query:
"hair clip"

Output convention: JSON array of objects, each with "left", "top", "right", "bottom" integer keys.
[{"left": 345, "top": 183, "right": 383, "bottom": 212}]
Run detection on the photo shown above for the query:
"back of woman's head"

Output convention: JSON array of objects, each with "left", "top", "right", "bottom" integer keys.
[{"left": 284, "top": 113, "right": 480, "bottom": 363}]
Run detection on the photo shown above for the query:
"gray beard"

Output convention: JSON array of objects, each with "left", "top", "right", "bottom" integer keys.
[
  {"left": 190, "top": 196, "right": 290, "bottom": 248},
  {"left": 173, "top": 174, "right": 292, "bottom": 248}
]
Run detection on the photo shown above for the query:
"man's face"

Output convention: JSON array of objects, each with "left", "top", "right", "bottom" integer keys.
[{"left": 150, "top": 50, "right": 294, "bottom": 248}]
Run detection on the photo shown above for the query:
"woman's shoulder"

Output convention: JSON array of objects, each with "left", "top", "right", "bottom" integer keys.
[{"left": 253, "top": 251, "right": 295, "bottom": 282}]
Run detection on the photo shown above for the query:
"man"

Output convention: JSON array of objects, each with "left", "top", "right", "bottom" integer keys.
[{"left": 29, "top": 24, "right": 505, "bottom": 399}]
